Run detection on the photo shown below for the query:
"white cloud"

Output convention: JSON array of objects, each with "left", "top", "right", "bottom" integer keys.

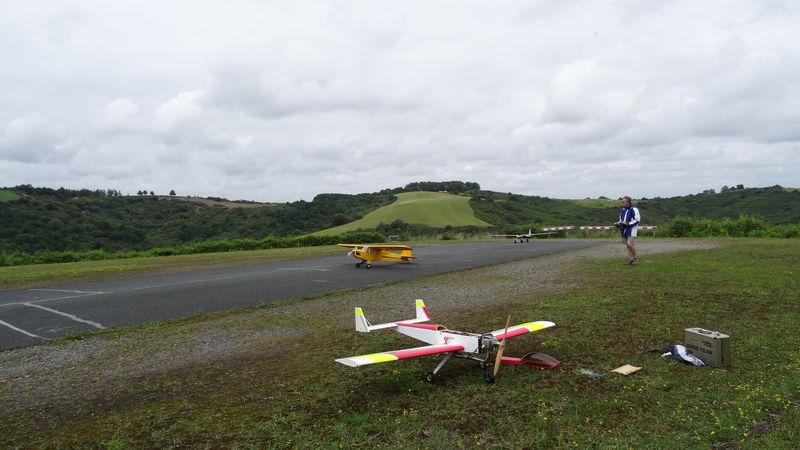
[
  {"left": 0, "top": 0, "right": 798, "bottom": 200},
  {"left": 154, "top": 91, "right": 204, "bottom": 131}
]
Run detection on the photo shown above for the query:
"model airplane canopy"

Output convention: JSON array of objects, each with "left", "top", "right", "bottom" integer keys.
[{"left": 335, "top": 299, "right": 557, "bottom": 383}]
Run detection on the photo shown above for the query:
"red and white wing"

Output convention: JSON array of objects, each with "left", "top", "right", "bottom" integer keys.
[
  {"left": 491, "top": 321, "right": 555, "bottom": 341},
  {"left": 335, "top": 343, "right": 464, "bottom": 367}
]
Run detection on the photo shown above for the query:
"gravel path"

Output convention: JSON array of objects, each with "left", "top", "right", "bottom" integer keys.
[{"left": 0, "top": 239, "right": 716, "bottom": 416}]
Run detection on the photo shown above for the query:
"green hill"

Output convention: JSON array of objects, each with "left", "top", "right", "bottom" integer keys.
[
  {"left": 2, "top": 182, "right": 798, "bottom": 256},
  {"left": 470, "top": 186, "right": 800, "bottom": 228},
  {"left": 315, "top": 192, "right": 492, "bottom": 235},
  {"left": 0, "top": 185, "right": 394, "bottom": 253}
]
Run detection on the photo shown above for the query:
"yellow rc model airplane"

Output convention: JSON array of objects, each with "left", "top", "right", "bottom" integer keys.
[{"left": 337, "top": 243, "right": 414, "bottom": 269}]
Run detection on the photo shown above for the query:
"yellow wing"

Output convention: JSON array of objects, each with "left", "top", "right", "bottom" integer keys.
[{"left": 337, "top": 244, "right": 413, "bottom": 251}]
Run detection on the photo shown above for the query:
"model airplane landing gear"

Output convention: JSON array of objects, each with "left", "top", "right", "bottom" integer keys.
[
  {"left": 355, "top": 262, "right": 363, "bottom": 268},
  {"left": 484, "top": 369, "right": 495, "bottom": 384},
  {"left": 425, "top": 353, "right": 453, "bottom": 383}
]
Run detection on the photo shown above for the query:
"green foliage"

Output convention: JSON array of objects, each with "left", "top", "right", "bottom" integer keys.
[
  {"left": 472, "top": 186, "right": 800, "bottom": 230},
  {"left": 664, "top": 216, "right": 784, "bottom": 237},
  {"left": 639, "top": 185, "right": 800, "bottom": 225},
  {"left": 470, "top": 191, "right": 614, "bottom": 226},
  {"left": 0, "top": 232, "right": 385, "bottom": 267},
  {"left": 390, "top": 180, "right": 480, "bottom": 194},
  {"left": 0, "top": 185, "right": 394, "bottom": 254}
]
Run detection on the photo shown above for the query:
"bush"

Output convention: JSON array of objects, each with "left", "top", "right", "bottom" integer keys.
[
  {"left": 666, "top": 216, "right": 770, "bottom": 238},
  {"left": 0, "top": 232, "right": 387, "bottom": 267}
]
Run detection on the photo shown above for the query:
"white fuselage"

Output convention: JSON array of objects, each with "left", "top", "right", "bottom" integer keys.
[{"left": 396, "top": 324, "right": 483, "bottom": 353}]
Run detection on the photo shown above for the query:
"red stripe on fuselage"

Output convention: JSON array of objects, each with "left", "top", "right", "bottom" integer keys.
[
  {"left": 387, "top": 345, "right": 464, "bottom": 360},
  {"left": 397, "top": 323, "right": 440, "bottom": 331}
]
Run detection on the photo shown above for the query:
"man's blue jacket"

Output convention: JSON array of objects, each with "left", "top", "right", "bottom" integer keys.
[{"left": 619, "top": 205, "right": 641, "bottom": 238}]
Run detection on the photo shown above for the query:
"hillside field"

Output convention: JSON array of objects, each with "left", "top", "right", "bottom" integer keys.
[
  {"left": 0, "top": 190, "right": 19, "bottom": 202},
  {"left": 315, "top": 191, "right": 493, "bottom": 235}
]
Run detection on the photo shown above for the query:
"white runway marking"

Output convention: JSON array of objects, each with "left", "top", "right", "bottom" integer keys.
[
  {"left": 24, "top": 303, "right": 106, "bottom": 329},
  {"left": 29, "top": 289, "right": 105, "bottom": 294},
  {"left": 0, "top": 318, "right": 46, "bottom": 339},
  {"left": 313, "top": 279, "right": 331, "bottom": 283},
  {"left": 0, "top": 291, "right": 109, "bottom": 308}
]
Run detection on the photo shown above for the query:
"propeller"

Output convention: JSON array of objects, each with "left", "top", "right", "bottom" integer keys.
[
  {"left": 347, "top": 245, "right": 364, "bottom": 257},
  {"left": 493, "top": 315, "right": 511, "bottom": 377}
]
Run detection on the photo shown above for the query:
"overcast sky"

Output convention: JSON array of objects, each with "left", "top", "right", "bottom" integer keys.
[{"left": 1, "top": 1, "right": 798, "bottom": 202}]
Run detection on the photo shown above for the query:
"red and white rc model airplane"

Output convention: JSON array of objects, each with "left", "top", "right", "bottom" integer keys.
[{"left": 335, "top": 300, "right": 559, "bottom": 383}]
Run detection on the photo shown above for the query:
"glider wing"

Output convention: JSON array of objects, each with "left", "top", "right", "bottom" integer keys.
[
  {"left": 490, "top": 321, "right": 555, "bottom": 341},
  {"left": 335, "top": 343, "right": 464, "bottom": 367}
]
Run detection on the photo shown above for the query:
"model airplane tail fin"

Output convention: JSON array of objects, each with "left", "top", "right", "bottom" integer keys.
[
  {"left": 352, "top": 300, "right": 431, "bottom": 333},
  {"left": 415, "top": 299, "right": 430, "bottom": 321},
  {"left": 355, "top": 307, "right": 371, "bottom": 332}
]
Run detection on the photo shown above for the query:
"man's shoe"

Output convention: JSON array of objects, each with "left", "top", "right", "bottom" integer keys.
[{"left": 631, "top": 259, "right": 638, "bottom": 266}]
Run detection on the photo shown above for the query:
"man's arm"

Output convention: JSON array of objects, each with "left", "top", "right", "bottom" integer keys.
[{"left": 630, "top": 207, "right": 641, "bottom": 227}]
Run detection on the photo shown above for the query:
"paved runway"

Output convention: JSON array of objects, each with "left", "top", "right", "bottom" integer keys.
[{"left": 0, "top": 240, "right": 608, "bottom": 351}]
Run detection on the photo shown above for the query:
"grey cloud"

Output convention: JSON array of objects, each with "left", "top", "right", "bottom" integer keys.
[
  {"left": 0, "top": 113, "right": 76, "bottom": 163},
  {"left": 1, "top": 1, "right": 798, "bottom": 202}
]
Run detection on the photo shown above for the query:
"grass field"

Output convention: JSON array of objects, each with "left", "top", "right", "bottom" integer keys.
[
  {"left": 0, "top": 190, "right": 20, "bottom": 202},
  {"left": 315, "top": 192, "right": 493, "bottom": 235},
  {"left": 1, "top": 239, "right": 798, "bottom": 449},
  {"left": 0, "top": 246, "right": 345, "bottom": 290}
]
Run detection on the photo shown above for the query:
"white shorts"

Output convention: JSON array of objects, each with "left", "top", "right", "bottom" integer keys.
[{"left": 622, "top": 236, "right": 636, "bottom": 246}]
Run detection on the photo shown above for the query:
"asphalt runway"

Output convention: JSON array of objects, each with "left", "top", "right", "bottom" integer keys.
[{"left": 0, "top": 240, "right": 608, "bottom": 351}]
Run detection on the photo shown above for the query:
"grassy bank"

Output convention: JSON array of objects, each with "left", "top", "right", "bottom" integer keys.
[{"left": 1, "top": 239, "right": 798, "bottom": 448}]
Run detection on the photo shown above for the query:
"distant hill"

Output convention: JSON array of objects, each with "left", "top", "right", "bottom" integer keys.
[
  {"left": 637, "top": 186, "right": 800, "bottom": 225},
  {"left": 0, "top": 185, "right": 394, "bottom": 253},
  {"left": 314, "top": 192, "right": 492, "bottom": 235},
  {"left": 1, "top": 183, "right": 797, "bottom": 255},
  {"left": 470, "top": 186, "right": 800, "bottom": 228}
]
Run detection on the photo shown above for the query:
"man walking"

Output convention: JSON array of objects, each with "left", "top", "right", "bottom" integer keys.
[{"left": 617, "top": 196, "right": 640, "bottom": 265}]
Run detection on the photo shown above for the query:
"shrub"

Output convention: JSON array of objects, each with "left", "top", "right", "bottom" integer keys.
[{"left": 666, "top": 216, "right": 770, "bottom": 238}]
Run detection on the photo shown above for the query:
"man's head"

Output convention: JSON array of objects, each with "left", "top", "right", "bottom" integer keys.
[{"left": 621, "top": 196, "right": 632, "bottom": 207}]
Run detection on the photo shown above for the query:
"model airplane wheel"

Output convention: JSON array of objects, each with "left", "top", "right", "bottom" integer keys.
[
  {"left": 484, "top": 371, "right": 495, "bottom": 384},
  {"left": 366, "top": 264, "right": 372, "bottom": 269},
  {"left": 355, "top": 262, "right": 362, "bottom": 268},
  {"left": 479, "top": 361, "right": 488, "bottom": 370},
  {"left": 425, "top": 371, "right": 435, "bottom": 383}
]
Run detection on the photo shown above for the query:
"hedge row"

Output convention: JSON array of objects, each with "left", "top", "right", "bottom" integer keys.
[
  {"left": 0, "top": 231, "right": 385, "bottom": 267},
  {"left": 665, "top": 216, "right": 800, "bottom": 238}
]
